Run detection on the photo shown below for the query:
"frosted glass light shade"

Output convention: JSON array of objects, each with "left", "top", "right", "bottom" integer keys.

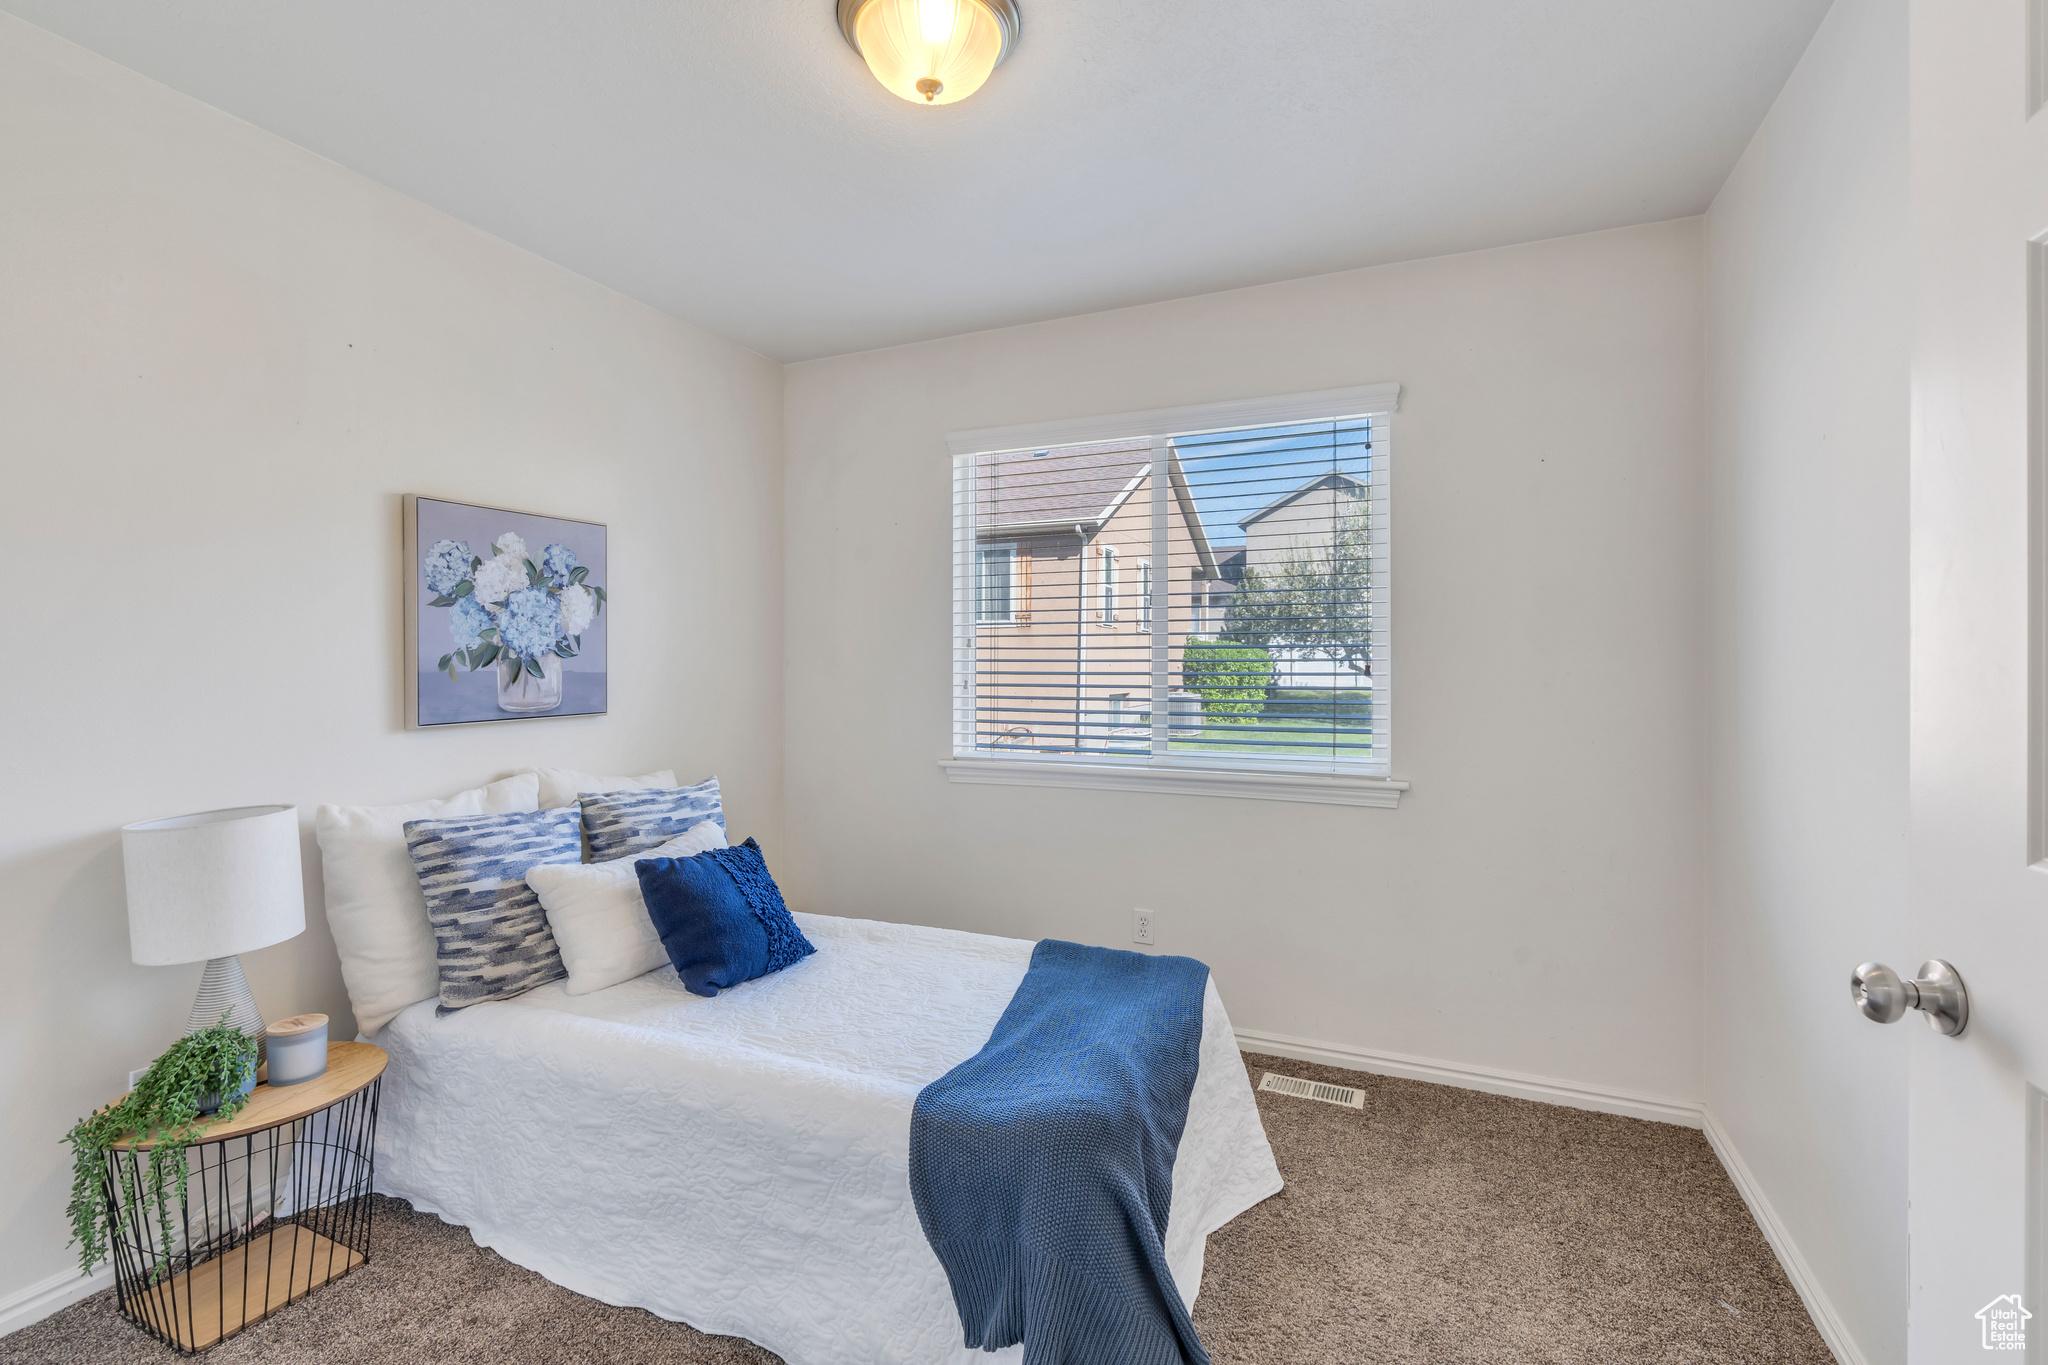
[
  {"left": 122, "top": 804, "right": 306, "bottom": 965},
  {"left": 841, "top": 0, "right": 1018, "bottom": 106}
]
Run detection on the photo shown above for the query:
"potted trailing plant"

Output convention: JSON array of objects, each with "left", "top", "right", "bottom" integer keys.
[{"left": 64, "top": 1019, "right": 260, "bottom": 1277}]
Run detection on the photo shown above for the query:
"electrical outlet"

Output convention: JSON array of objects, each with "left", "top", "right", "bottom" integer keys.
[
  {"left": 128, "top": 1067, "right": 147, "bottom": 1089},
  {"left": 1133, "top": 909, "right": 1155, "bottom": 946}
]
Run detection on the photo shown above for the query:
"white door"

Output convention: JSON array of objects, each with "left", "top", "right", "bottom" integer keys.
[{"left": 1909, "top": 1, "right": 2048, "bottom": 1357}]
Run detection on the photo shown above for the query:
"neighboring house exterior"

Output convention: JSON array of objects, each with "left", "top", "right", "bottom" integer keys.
[
  {"left": 972, "top": 440, "right": 1218, "bottom": 752},
  {"left": 1237, "top": 471, "right": 1367, "bottom": 570},
  {"left": 1232, "top": 471, "right": 1371, "bottom": 689}
]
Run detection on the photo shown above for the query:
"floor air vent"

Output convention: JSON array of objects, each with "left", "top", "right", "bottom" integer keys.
[{"left": 1258, "top": 1072, "right": 1365, "bottom": 1110}]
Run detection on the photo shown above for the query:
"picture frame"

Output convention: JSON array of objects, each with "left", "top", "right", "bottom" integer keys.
[{"left": 403, "top": 495, "right": 609, "bottom": 728}]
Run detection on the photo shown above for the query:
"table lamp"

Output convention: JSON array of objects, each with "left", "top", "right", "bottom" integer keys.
[{"left": 121, "top": 804, "right": 306, "bottom": 1052}]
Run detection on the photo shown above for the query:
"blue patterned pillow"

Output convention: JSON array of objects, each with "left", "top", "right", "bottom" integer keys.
[
  {"left": 634, "top": 838, "right": 815, "bottom": 998},
  {"left": 580, "top": 777, "right": 723, "bottom": 860},
  {"left": 403, "top": 808, "right": 582, "bottom": 1013}
]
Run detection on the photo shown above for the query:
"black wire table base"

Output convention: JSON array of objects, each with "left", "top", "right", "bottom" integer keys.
[{"left": 102, "top": 1079, "right": 380, "bottom": 1354}]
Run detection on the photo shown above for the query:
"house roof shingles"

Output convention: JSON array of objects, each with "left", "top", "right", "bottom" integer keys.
[
  {"left": 974, "top": 439, "right": 1219, "bottom": 578},
  {"left": 975, "top": 441, "right": 1151, "bottom": 532}
]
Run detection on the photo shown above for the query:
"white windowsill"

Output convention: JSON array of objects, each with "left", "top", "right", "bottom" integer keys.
[{"left": 939, "top": 757, "right": 1408, "bottom": 808}]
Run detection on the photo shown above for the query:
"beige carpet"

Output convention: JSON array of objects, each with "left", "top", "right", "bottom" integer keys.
[{"left": 4, "top": 1053, "right": 1829, "bottom": 1364}]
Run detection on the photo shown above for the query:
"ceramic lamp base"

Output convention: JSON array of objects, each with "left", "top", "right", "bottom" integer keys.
[{"left": 187, "top": 954, "right": 267, "bottom": 1058}]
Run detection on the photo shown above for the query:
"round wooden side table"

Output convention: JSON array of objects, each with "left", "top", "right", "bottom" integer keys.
[{"left": 103, "top": 1040, "right": 387, "bottom": 1354}]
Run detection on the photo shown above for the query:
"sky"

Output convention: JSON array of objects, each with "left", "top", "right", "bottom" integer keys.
[{"left": 1173, "top": 418, "right": 1372, "bottom": 548}]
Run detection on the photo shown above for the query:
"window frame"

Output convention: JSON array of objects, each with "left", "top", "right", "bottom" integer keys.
[
  {"left": 974, "top": 541, "right": 1019, "bottom": 626},
  {"left": 946, "top": 383, "right": 1407, "bottom": 808}
]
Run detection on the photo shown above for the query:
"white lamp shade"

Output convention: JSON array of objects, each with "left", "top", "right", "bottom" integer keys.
[{"left": 122, "top": 805, "right": 307, "bottom": 965}]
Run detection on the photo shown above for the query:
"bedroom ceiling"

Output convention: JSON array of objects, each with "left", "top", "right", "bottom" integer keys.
[{"left": 1, "top": 1, "right": 1831, "bottom": 361}]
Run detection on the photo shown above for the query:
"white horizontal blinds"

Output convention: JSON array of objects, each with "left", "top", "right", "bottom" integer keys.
[
  {"left": 952, "top": 448, "right": 978, "bottom": 754},
  {"left": 956, "top": 413, "right": 1386, "bottom": 772},
  {"left": 1170, "top": 417, "right": 1381, "bottom": 769},
  {"left": 965, "top": 439, "right": 1159, "bottom": 755}
]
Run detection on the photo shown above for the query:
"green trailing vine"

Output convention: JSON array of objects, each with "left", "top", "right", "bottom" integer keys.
[{"left": 64, "top": 1019, "right": 260, "bottom": 1278}]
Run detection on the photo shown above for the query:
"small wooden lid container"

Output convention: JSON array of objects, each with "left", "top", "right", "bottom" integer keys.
[{"left": 267, "top": 1013, "right": 328, "bottom": 1036}]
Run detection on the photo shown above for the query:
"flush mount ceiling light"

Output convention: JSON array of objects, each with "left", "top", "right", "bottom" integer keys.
[{"left": 837, "top": 0, "right": 1020, "bottom": 106}]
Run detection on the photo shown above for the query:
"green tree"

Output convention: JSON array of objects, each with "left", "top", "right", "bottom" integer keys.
[{"left": 1224, "top": 509, "right": 1373, "bottom": 677}]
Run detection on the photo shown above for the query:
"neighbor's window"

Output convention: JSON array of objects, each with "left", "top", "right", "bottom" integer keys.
[
  {"left": 953, "top": 401, "right": 1390, "bottom": 778},
  {"left": 976, "top": 543, "right": 1017, "bottom": 624}
]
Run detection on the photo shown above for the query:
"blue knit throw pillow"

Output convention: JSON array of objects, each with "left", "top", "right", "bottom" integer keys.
[{"left": 634, "top": 838, "right": 815, "bottom": 998}]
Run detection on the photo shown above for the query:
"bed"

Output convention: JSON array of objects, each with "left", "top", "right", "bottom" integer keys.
[{"left": 371, "top": 910, "right": 1283, "bottom": 1365}]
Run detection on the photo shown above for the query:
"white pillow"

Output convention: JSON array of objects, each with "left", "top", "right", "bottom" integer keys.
[
  {"left": 528, "top": 820, "right": 727, "bottom": 996},
  {"left": 526, "top": 766, "right": 678, "bottom": 811},
  {"left": 315, "top": 773, "right": 540, "bottom": 1035}
]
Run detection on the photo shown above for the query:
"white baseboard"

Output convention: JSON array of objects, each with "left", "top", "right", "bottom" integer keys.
[
  {"left": 0, "top": 1262, "right": 113, "bottom": 1338},
  {"left": 1233, "top": 1027, "right": 1704, "bottom": 1128},
  {"left": 1700, "top": 1111, "right": 1866, "bottom": 1365}
]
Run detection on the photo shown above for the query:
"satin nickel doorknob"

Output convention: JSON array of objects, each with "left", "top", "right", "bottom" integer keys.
[{"left": 1851, "top": 960, "right": 1969, "bottom": 1037}]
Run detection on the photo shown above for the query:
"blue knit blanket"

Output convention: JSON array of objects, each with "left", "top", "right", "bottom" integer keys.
[{"left": 909, "top": 940, "right": 1212, "bottom": 1365}]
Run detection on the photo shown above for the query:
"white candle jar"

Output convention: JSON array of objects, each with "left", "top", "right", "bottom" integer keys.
[{"left": 266, "top": 1012, "right": 329, "bottom": 1086}]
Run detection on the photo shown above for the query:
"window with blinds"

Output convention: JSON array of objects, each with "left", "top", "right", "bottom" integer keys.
[{"left": 952, "top": 402, "right": 1390, "bottom": 778}]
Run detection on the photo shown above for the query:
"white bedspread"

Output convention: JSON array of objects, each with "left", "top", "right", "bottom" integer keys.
[{"left": 372, "top": 913, "right": 1283, "bottom": 1365}]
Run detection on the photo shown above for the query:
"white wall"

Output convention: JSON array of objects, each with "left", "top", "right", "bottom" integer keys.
[
  {"left": 0, "top": 14, "right": 784, "bottom": 1308},
  {"left": 783, "top": 220, "right": 1706, "bottom": 1107},
  {"left": 1700, "top": 0, "right": 1908, "bottom": 1360}
]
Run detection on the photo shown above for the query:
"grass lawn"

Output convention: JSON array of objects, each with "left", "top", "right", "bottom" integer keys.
[{"left": 1172, "top": 711, "right": 1372, "bottom": 757}]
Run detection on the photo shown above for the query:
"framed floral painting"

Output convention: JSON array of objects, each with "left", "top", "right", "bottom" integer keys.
[{"left": 404, "top": 496, "right": 608, "bottom": 727}]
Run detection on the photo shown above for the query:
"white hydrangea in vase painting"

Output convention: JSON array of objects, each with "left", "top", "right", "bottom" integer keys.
[
  {"left": 408, "top": 497, "right": 609, "bottom": 725},
  {"left": 422, "top": 531, "right": 604, "bottom": 714}
]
